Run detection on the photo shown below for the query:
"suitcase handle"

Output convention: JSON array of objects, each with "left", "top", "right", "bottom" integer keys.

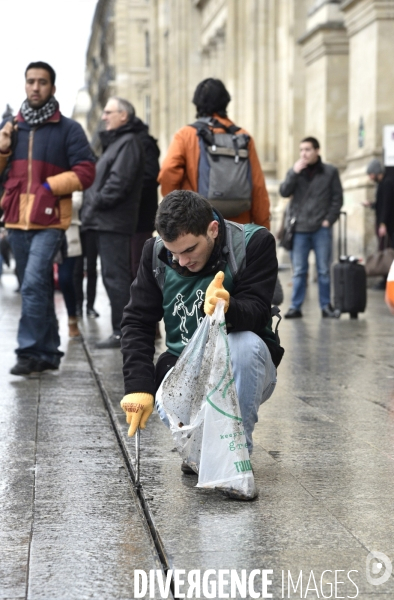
[{"left": 337, "top": 211, "right": 347, "bottom": 259}]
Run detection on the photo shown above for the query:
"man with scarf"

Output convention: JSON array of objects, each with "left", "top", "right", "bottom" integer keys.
[
  {"left": 81, "top": 97, "right": 144, "bottom": 348},
  {"left": 279, "top": 137, "right": 343, "bottom": 319},
  {"left": 0, "top": 61, "right": 95, "bottom": 375}
]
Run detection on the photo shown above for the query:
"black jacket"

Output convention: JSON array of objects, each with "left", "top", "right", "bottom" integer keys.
[
  {"left": 121, "top": 211, "right": 284, "bottom": 396},
  {"left": 280, "top": 158, "right": 343, "bottom": 232},
  {"left": 374, "top": 171, "right": 394, "bottom": 238},
  {"left": 131, "top": 117, "right": 160, "bottom": 233},
  {"left": 81, "top": 119, "right": 144, "bottom": 235}
]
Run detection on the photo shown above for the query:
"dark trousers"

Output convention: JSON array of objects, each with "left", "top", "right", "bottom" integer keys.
[
  {"left": 74, "top": 229, "right": 99, "bottom": 310},
  {"left": 130, "top": 231, "right": 152, "bottom": 280},
  {"left": 58, "top": 256, "right": 77, "bottom": 317},
  {"left": 97, "top": 231, "right": 131, "bottom": 335}
]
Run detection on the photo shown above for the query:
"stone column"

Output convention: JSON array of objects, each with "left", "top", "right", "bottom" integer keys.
[
  {"left": 275, "top": 0, "right": 309, "bottom": 182},
  {"left": 298, "top": 1, "right": 349, "bottom": 169},
  {"left": 274, "top": 0, "right": 309, "bottom": 245},
  {"left": 151, "top": 0, "right": 201, "bottom": 154},
  {"left": 114, "top": 0, "right": 151, "bottom": 124},
  {"left": 341, "top": 0, "right": 394, "bottom": 256}
]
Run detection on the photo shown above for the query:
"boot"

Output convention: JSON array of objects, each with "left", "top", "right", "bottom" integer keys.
[{"left": 68, "top": 317, "right": 81, "bottom": 338}]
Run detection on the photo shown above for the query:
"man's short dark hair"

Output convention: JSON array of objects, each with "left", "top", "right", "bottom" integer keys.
[
  {"left": 301, "top": 136, "right": 320, "bottom": 150},
  {"left": 192, "top": 78, "right": 231, "bottom": 118},
  {"left": 155, "top": 191, "right": 214, "bottom": 242},
  {"left": 25, "top": 62, "right": 56, "bottom": 86}
]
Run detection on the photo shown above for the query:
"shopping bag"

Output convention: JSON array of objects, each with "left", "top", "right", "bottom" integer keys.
[
  {"left": 160, "top": 301, "right": 257, "bottom": 499},
  {"left": 159, "top": 313, "right": 211, "bottom": 473}
]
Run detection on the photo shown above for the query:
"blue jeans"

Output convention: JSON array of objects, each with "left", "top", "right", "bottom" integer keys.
[
  {"left": 290, "top": 226, "right": 332, "bottom": 310},
  {"left": 156, "top": 331, "right": 277, "bottom": 454},
  {"left": 7, "top": 229, "right": 65, "bottom": 366}
]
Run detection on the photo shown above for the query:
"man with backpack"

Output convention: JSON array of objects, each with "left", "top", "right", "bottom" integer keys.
[
  {"left": 158, "top": 78, "right": 271, "bottom": 229},
  {"left": 119, "top": 191, "right": 283, "bottom": 482}
]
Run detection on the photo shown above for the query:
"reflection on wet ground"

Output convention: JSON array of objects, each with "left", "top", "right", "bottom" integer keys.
[{"left": 1, "top": 268, "right": 394, "bottom": 598}]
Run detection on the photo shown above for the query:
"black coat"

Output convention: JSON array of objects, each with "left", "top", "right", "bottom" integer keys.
[
  {"left": 131, "top": 118, "right": 160, "bottom": 233},
  {"left": 375, "top": 170, "right": 394, "bottom": 239},
  {"left": 280, "top": 158, "right": 343, "bottom": 232},
  {"left": 81, "top": 120, "right": 144, "bottom": 236}
]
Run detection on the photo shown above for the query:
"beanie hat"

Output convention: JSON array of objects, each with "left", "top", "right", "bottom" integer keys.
[{"left": 366, "top": 159, "right": 384, "bottom": 176}]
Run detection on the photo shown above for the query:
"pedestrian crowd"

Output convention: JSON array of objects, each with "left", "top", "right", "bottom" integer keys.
[{"left": 1, "top": 63, "right": 393, "bottom": 495}]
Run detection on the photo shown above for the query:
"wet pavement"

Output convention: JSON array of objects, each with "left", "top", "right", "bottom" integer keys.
[{"left": 1, "top": 265, "right": 394, "bottom": 599}]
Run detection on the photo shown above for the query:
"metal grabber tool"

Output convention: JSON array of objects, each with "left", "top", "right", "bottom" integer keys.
[{"left": 135, "top": 427, "right": 141, "bottom": 489}]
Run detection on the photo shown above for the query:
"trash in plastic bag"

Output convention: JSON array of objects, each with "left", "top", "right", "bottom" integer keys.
[{"left": 160, "top": 301, "right": 257, "bottom": 500}]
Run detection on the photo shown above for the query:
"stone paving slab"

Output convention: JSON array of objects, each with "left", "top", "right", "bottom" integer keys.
[
  {"left": 3, "top": 266, "right": 394, "bottom": 598},
  {"left": 0, "top": 275, "right": 162, "bottom": 600},
  {"left": 87, "top": 271, "right": 394, "bottom": 597}
]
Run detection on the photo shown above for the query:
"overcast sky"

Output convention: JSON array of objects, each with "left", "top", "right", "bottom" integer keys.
[{"left": 0, "top": 0, "right": 98, "bottom": 118}]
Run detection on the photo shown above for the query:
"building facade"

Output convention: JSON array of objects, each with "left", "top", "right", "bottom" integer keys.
[
  {"left": 83, "top": 0, "right": 394, "bottom": 256},
  {"left": 83, "top": 0, "right": 151, "bottom": 151}
]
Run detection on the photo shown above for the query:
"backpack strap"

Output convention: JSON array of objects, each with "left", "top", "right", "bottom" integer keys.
[
  {"left": 270, "top": 305, "right": 282, "bottom": 345},
  {"left": 223, "top": 221, "right": 246, "bottom": 283},
  {"left": 190, "top": 118, "right": 241, "bottom": 135},
  {"left": 152, "top": 236, "right": 167, "bottom": 291}
]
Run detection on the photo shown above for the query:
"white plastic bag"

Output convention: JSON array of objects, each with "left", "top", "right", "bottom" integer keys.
[{"left": 161, "top": 301, "right": 256, "bottom": 499}]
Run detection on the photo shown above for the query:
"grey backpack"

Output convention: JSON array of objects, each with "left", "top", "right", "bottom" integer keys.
[{"left": 191, "top": 118, "right": 252, "bottom": 219}]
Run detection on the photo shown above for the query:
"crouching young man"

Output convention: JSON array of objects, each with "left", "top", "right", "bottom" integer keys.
[{"left": 120, "top": 191, "right": 284, "bottom": 469}]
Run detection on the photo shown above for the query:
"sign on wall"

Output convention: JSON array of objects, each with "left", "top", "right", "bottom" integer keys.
[{"left": 383, "top": 125, "right": 394, "bottom": 166}]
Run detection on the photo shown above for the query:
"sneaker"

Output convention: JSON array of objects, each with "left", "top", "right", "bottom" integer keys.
[
  {"left": 10, "top": 357, "right": 37, "bottom": 375},
  {"left": 322, "top": 304, "right": 341, "bottom": 318},
  {"left": 87, "top": 307, "right": 100, "bottom": 319},
  {"left": 284, "top": 308, "right": 303, "bottom": 319},
  {"left": 181, "top": 461, "right": 197, "bottom": 475},
  {"left": 96, "top": 334, "right": 121, "bottom": 349},
  {"left": 68, "top": 318, "right": 81, "bottom": 338},
  {"left": 36, "top": 360, "right": 59, "bottom": 372},
  {"left": 10, "top": 357, "right": 58, "bottom": 376}
]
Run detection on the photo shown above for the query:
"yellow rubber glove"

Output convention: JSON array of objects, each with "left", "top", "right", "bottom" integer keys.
[
  {"left": 120, "top": 393, "right": 154, "bottom": 437},
  {"left": 203, "top": 271, "right": 230, "bottom": 316}
]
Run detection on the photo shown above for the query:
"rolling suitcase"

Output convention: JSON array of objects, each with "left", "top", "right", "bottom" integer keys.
[{"left": 333, "top": 211, "right": 367, "bottom": 319}]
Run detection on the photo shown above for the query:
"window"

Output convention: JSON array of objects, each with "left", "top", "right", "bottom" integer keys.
[{"left": 145, "top": 31, "right": 150, "bottom": 68}]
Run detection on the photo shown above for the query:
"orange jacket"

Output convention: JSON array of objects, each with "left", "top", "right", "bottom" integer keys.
[
  {"left": 386, "top": 260, "right": 394, "bottom": 315},
  {"left": 158, "top": 115, "right": 270, "bottom": 229}
]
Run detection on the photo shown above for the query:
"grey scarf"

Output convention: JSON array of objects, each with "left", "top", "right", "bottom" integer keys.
[{"left": 20, "top": 96, "right": 58, "bottom": 126}]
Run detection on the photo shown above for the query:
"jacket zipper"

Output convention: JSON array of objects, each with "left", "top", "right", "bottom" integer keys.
[{"left": 25, "top": 129, "right": 35, "bottom": 228}]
